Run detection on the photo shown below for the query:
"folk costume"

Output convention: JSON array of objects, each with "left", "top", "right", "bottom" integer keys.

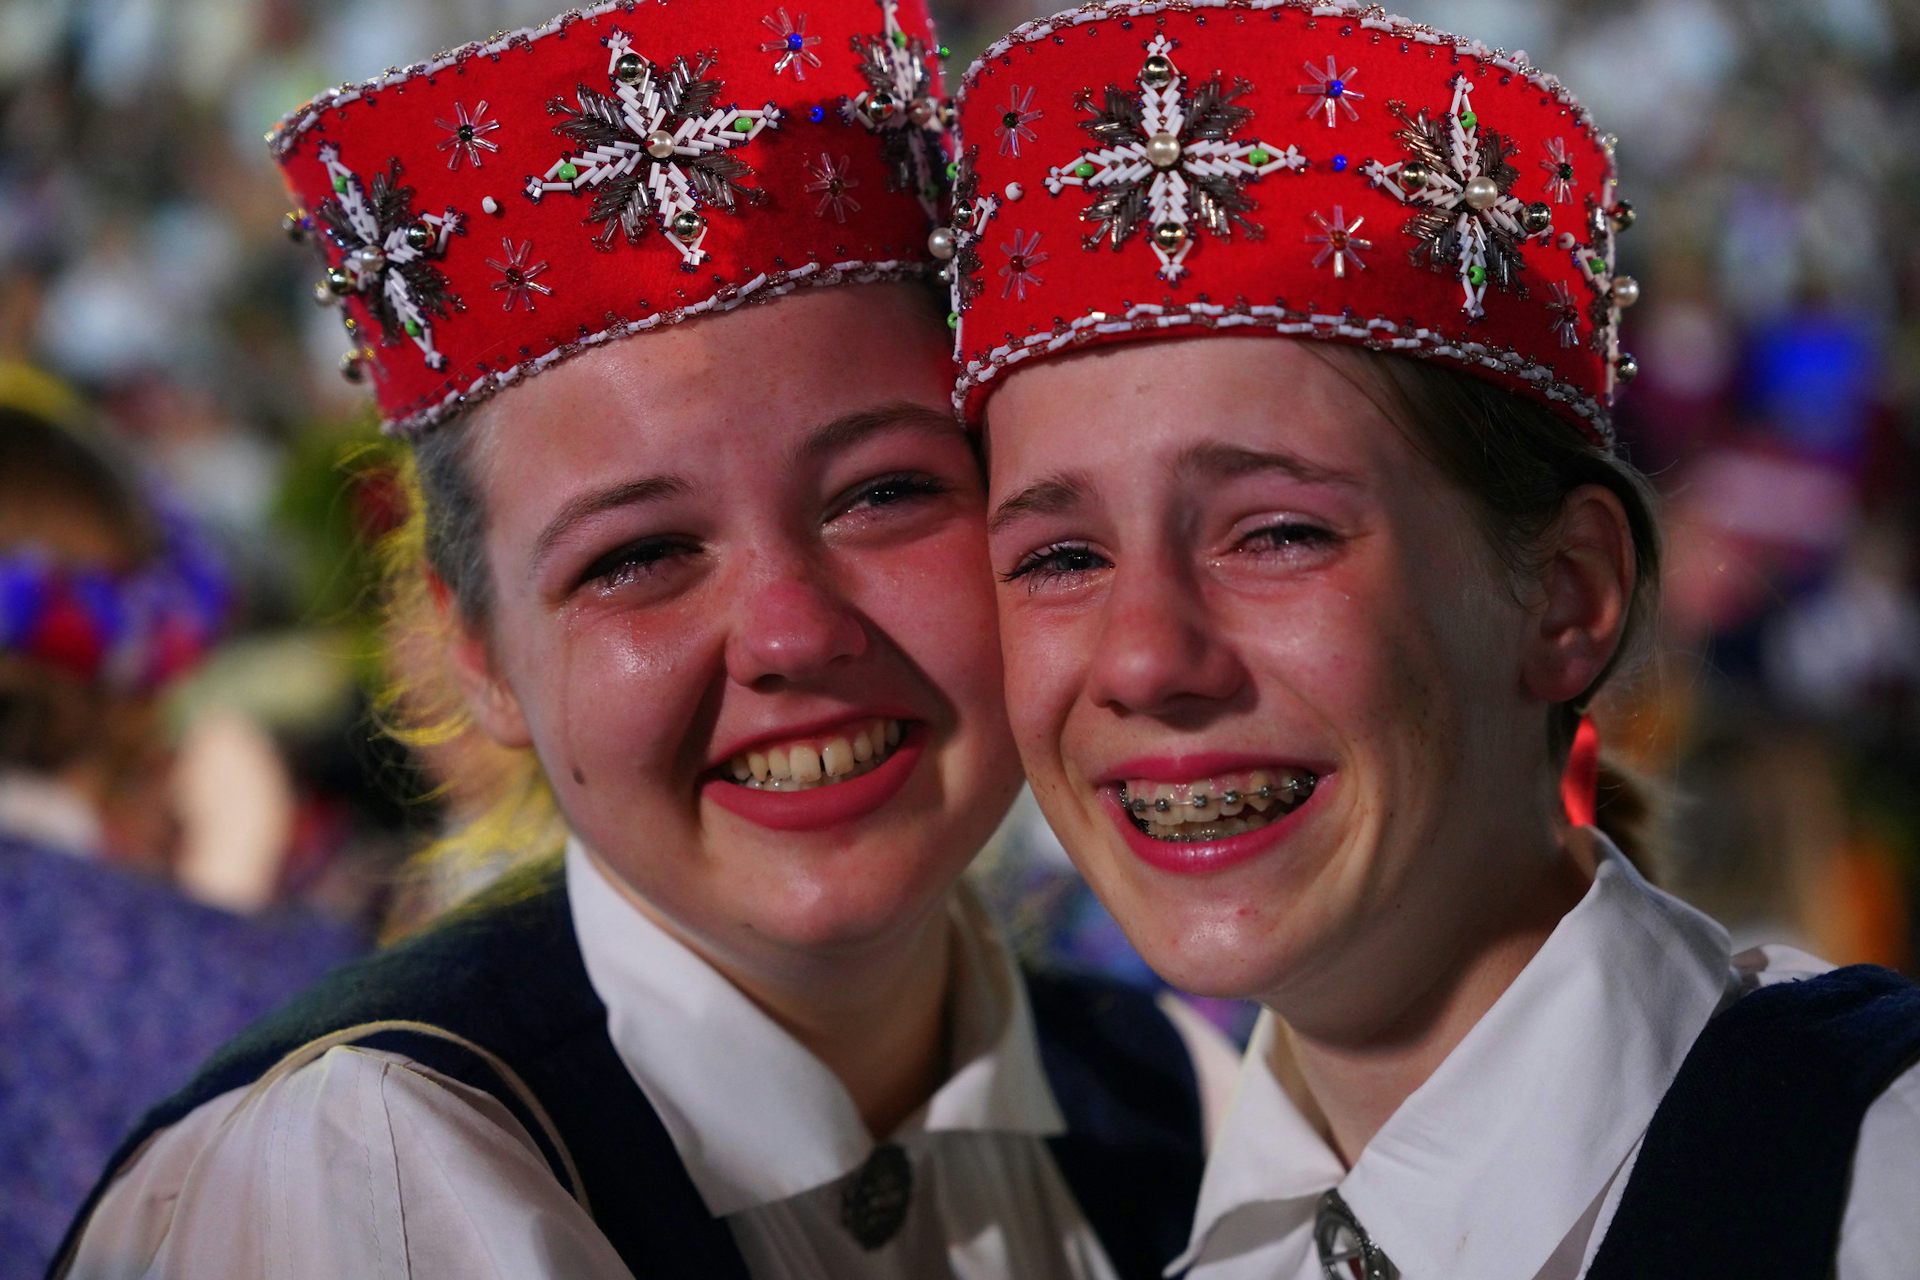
[
  {"left": 54, "top": 3, "right": 1226, "bottom": 1276},
  {"left": 942, "top": 3, "right": 1920, "bottom": 1277}
]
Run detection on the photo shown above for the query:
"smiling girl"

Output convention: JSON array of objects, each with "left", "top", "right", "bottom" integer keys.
[
  {"left": 53, "top": 3, "right": 1227, "bottom": 1277},
  {"left": 945, "top": 4, "right": 1920, "bottom": 1277}
]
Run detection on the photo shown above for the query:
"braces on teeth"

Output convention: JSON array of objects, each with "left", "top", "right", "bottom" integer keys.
[{"left": 1119, "top": 770, "right": 1317, "bottom": 841}]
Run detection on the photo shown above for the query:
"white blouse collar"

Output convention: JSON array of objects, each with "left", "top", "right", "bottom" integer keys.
[
  {"left": 1174, "top": 833, "right": 1734, "bottom": 1280},
  {"left": 564, "top": 838, "right": 1065, "bottom": 1218}
]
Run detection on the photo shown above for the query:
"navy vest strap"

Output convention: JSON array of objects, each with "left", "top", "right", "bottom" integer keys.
[
  {"left": 55, "top": 864, "right": 1205, "bottom": 1280},
  {"left": 1587, "top": 964, "right": 1920, "bottom": 1279},
  {"left": 1028, "top": 970, "right": 1206, "bottom": 1280}
]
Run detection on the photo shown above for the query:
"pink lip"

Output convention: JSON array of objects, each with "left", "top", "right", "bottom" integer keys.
[
  {"left": 707, "top": 709, "right": 916, "bottom": 771},
  {"left": 701, "top": 725, "right": 925, "bottom": 833},
  {"left": 1094, "top": 751, "right": 1333, "bottom": 786},
  {"left": 1102, "top": 772, "right": 1332, "bottom": 876}
]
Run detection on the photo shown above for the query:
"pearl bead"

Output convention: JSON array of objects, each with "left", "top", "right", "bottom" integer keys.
[
  {"left": 927, "top": 227, "right": 956, "bottom": 260},
  {"left": 481, "top": 196, "right": 500, "bottom": 215},
  {"left": 1614, "top": 352, "right": 1639, "bottom": 383},
  {"left": 1152, "top": 220, "right": 1187, "bottom": 250},
  {"left": 1140, "top": 54, "right": 1174, "bottom": 87},
  {"left": 1463, "top": 175, "right": 1500, "bottom": 211},
  {"left": 1611, "top": 275, "right": 1641, "bottom": 308},
  {"left": 647, "top": 130, "right": 676, "bottom": 159},
  {"left": 1145, "top": 131, "right": 1182, "bottom": 169},
  {"left": 1003, "top": 181, "right": 1024, "bottom": 202}
]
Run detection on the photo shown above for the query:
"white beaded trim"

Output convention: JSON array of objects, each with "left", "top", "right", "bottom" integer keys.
[
  {"left": 269, "top": 1, "right": 659, "bottom": 157},
  {"left": 954, "top": 300, "right": 1612, "bottom": 443},
  {"left": 385, "top": 257, "right": 926, "bottom": 437},
  {"left": 960, "top": 0, "right": 1605, "bottom": 143}
]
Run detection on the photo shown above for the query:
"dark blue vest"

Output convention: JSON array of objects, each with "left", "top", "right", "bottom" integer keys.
[
  {"left": 1588, "top": 964, "right": 1920, "bottom": 1276},
  {"left": 53, "top": 861, "right": 1204, "bottom": 1280}
]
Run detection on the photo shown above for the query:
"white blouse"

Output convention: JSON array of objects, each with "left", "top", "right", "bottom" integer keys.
[
  {"left": 67, "top": 840, "right": 1236, "bottom": 1280},
  {"left": 1173, "top": 834, "right": 1920, "bottom": 1280}
]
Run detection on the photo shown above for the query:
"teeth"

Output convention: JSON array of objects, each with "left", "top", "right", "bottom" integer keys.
[
  {"left": 723, "top": 720, "right": 906, "bottom": 792},
  {"left": 1119, "top": 766, "right": 1318, "bottom": 841}
]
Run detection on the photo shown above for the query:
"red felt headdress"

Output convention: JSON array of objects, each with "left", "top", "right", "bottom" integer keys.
[
  {"left": 270, "top": 0, "right": 953, "bottom": 437},
  {"left": 943, "top": 0, "right": 1641, "bottom": 442}
]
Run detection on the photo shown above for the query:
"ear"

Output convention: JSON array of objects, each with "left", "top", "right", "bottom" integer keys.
[
  {"left": 1520, "top": 484, "right": 1636, "bottom": 706},
  {"left": 430, "top": 569, "right": 534, "bottom": 750}
]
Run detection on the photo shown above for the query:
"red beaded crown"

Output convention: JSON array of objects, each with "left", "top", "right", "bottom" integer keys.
[
  {"left": 944, "top": 0, "right": 1639, "bottom": 444},
  {"left": 271, "top": 0, "right": 953, "bottom": 436}
]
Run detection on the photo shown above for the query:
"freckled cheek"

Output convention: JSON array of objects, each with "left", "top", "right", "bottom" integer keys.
[{"left": 550, "top": 613, "right": 711, "bottom": 772}]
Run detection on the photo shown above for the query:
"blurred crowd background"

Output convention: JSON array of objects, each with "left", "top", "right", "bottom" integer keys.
[{"left": 2, "top": 0, "right": 1917, "bottom": 998}]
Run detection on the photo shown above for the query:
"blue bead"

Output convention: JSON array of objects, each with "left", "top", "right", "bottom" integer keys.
[
  {"left": 787, "top": 32, "right": 804, "bottom": 50},
  {"left": 1327, "top": 79, "right": 1345, "bottom": 98},
  {"left": 1331, "top": 154, "right": 1348, "bottom": 172},
  {"left": 809, "top": 105, "right": 825, "bottom": 122}
]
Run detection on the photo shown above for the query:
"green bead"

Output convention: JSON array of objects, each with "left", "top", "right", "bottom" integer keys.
[
  {"left": 558, "top": 161, "right": 579, "bottom": 181},
  {"left": 332, "top": 175, "right": 348, "bottom": 193},
  {"left": 945, "top": 160, "right": 959, "bottom": 179},
  {"left": 1460, "top": 110, "right": 1478, "bottom": 129},
  {"left": 937, "top": 44, "right": 951, "bottom": 57},
  {"left": 733, "top": 116, "right": 754, "bottom": 132},
  {"left": 1073, "top": 161, "right": 1096, "bottom": 178},
  {"left": 892, "top": 30, "right": 908, "bottom": 47},
  {"left": 1590, "top": 256, "right": 1607, "bottom": 272},
  {"left": 946, "top": 311, "right": 959, "bottom": 330},
  {"left": 404, "top": 318, "right": 421, "bottom": 336},
  {"left": 1249, "top": 148, "right": 1271, "bottom": 166},
  {"left": 1468, "top": 265, "right": 1487, "bottom": 286}
]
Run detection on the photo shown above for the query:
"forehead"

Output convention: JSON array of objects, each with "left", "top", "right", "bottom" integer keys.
[
  {"left": 983, "top": 336, "right": 1417, "bottom": 492},
  {"left": 470, "top": 283, "right": 954, "bottom": 486}
]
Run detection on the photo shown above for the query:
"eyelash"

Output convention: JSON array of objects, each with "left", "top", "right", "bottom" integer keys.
[
  {"left": 575, "top": 473, "right": 952, "bottom": 592},
  {"left": 1001, "top": 521, "right": 1337, "bottom": 593}
]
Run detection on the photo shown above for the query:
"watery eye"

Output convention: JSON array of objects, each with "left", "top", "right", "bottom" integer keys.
[
  {"left": 579, "top": 537, "right": 696, "bottom": 591},
  {"left": 1001, "top": 541, "right": 1109, "bottom": 592},
  {"left": 844, "top": 472, "right": 950, "bottom": 513},
  {"left": 1242, "top": 521, "right": 1336, "bottom": 553}
]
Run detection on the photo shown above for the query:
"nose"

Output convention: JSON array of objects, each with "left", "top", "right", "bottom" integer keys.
[
  {"left": 1085, "top": 551, "right": 1248, "bottom": 717},
  {"left": 724, "top": 568, "right": 869, "bottom": 689}
]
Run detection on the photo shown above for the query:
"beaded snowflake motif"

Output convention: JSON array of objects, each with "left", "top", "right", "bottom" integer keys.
[
  {"left": 843, "top": 0, "right": 947, "bottom": 216},
  {"left": 313, "top": 145, "right": 462, "bottom": 370},
  {"left": 525, "top": 30, "right": 781, "bottom": 267},
  {"left": 1361, "top": 78, "right": 1536, "bottom": 318},
  {"left": 1306, "top": 205, "right": 1371, "bottom": 278},
  {"left": 1540, "top": 136, "right": 1575, "bottom": 204},
  {"left": 997, "top": 86, "right": 1042, "bottom": 157},
  {"left": 999, "top": 229, "right": 1048, "bottom": 300},
  {"left": 804, "top": 153, "right": 861, "bottom": 223},
  {"left": 1045, "top": 36, "right": 1306, "bottom": 283},
  {"left": 1546, "top": 280, "right": 1581, "bottom": 348},
  {"left": 436, "top": 100, "right": 501, "bottom": 170},
  {"left": 486, "top": 238, "right": 552, "bottom": 312},
  {"left": 1298, "top": 56, "right": 1364, "bottom": 128},
  {"left": 760, "top": 8, "right": 822, "bottom": 80}
]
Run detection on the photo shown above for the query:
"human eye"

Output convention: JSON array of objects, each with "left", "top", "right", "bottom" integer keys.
[
  {"left": 1000, "top": 541, "right": 1111, "bottom": 593},
  {"left": 834, "top": 470, "right": 954, "bottom": 518},
  {"left": 576, "top": 536, "right": 700, "bottom": 593},
  {"left": 1235, "top": 519, "right": 1339, "bottom": 559}
]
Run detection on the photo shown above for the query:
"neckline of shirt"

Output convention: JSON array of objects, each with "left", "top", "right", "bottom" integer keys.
[
  {"left": 564, "top": 837, "right": 1066, "bottom": 1218},
  {"left": 1173, "top": 833, "right": 1736, "bottom": 1280}
]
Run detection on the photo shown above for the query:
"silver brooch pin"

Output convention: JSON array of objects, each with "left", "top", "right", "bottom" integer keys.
[
  {"left": 1315, "top": 1189, "right": 1398, "bottom": 1280},
  {"left": 841, "top": 1142, "right": 913, "bottom": 1250}
]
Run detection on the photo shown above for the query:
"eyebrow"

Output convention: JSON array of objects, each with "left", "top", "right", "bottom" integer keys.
[
  {"left": 988, "top": 473, "right": 1089, "bottom": 535},
  {"left": 787, "top": 401, "right": 962, "bottom": 468},
  {"left": 1173, "top": 441, "right": 1364, "bottom": 489},
  {"left": 987, "top": 440, "right": 1360, "bottom": 537},
  {"left": 532, "top": 474, "right": 691, "bottom": 570}
]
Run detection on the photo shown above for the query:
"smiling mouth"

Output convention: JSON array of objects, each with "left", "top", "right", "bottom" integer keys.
[
  {"left": 723, "top": 719, "right": 906, "bottom": 792},
  {"left": 1117, "top": 767, "right": 1318, "bottom": 843}
]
